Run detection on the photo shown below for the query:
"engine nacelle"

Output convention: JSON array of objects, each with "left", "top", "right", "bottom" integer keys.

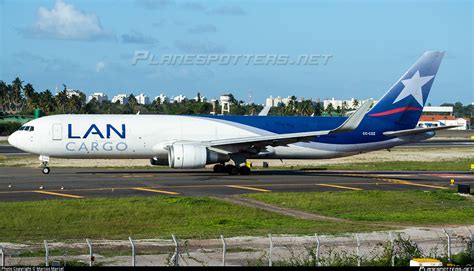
[
  {"left": 150, "top": 157, "right": 168, "bottom": 166},
  {"left": 168, "top": 143, "right": 229, "bottom": 169}
]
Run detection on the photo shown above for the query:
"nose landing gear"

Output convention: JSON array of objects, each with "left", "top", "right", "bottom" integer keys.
[
  {"left": 42, "top": 166, "right": 50, "bottom": 174},
  {"left": 39, "top": 155, "right": 50, "bottom": 174}
]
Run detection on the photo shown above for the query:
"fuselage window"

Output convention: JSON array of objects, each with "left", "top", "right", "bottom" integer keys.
[{"left": 29, "top": 126, "right": 34, "bottom": 131}]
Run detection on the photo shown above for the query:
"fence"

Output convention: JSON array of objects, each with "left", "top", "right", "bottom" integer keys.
[{"left": 0, "top": 226, "right": 472, "bottom": 266}]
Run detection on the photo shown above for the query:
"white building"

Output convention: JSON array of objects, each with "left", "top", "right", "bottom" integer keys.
[
  {"left": 62, "top": 89, "right": 83, "bottom": 99},
  {"left": 418, "top": 115, "right": 470, "bottom": 130},
  {"left": 173, "top": 95, "right": 187, "bottom": 103},
  {"left": 265, "top": 96, "right": 293, "bottom": 107},
  {"left": 111, "top": 94, "right": 129, "bottom": 105},
  {"left": 422, "top": 106, "right": 453, "bottom": 115},
  {"left": 136, "top": 93, "right": 150, "bottom": 105},
  {"left": 87, "top": 92, "right": 108, "bottom": 103},
  {"left": 153, "top": 94, "right": 169, "bottom": 104}
]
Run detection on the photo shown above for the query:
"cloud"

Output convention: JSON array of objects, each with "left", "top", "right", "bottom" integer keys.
[
  {"left": 21, "top": 0, "right": 112, "bottom": 41},
  {"left": 121, "top": 30, "right": 157, "bottom": 44},
  {"left": 181, "top": 2, "right": 206, "bottom": 11},
  {"left": 209, "top": 5, "right": 246, "bottom": 16},
  {"left": 187, "top": 24, "right": 217, "bottom": 34},
  {"left": 95, "top": 62, "right": 105, "bottom": 72},
  {"left": 174, "top": 40, "right": 226, "bottom": 54},
  {"left": 136, "top": 0, "right": 173, "bottom": 9}
]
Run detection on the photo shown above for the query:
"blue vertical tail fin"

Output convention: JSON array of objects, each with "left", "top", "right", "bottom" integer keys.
[{"left": 367, "top": 51, "right": 444, "bottom": 131}]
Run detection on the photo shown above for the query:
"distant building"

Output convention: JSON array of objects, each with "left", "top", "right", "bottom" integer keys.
[
  {"left": 173, "top": 95, "right": 187, "bottom": 103},
  {"left": 60, "top": 89, "right": 83, "bottom": 99},
  {"left": 418, "top": 115, "right": 470, "bottom": 130},
  {"left": 111, "top": 94, "right": 129, "bottom": 105},
  {"left": 87, "top": 92, "right": 108, "bottom": 103},
  {"left": 422, "top": 106, "right": 453, "bottom": 116},
  {"left": 265, "top": 96, "right": 293, "bottom": 107},
  {"left": 153, "top": 94, "right": 169, "bottom": 104},
  {"left": 136, "top": 93, "right": 150, "bottom": 105}
]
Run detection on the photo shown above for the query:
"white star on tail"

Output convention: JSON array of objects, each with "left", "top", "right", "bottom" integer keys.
[{"left": 393, "top": 70, "right": 434, "bottom": 106}]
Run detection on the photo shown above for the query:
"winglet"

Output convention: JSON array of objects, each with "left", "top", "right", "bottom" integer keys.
[{"left": 329, "top": 99, "right": 373, "bottom": 134}]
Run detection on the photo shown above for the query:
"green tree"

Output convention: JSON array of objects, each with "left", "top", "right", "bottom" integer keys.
[
  {"left": 38, "top": 90, "right": 55, "bottom": 113},
  {"left": 23, "top": 83, "right": 36, "bottom": 112},
  {"left": 326, "top": 103, "right": 334, "bottom": 114},
  {"left": 11, "top": 77, "right": 23, "bottom": 112},
  {"left": 55, "top": 85, "right": 69, "bottom": 113},
  {"left": 128, "top": 94, "right": 138, "bottom": 113},
  {"left": 0, "top": 81, "right": 7, "bottom": 112},
  {"left": 352, "top": 99, "right": 359, "bottom": 109}
]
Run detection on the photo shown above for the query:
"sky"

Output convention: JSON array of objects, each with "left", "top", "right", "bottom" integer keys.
[{"left": 0, "top": 0, "right": 472, "bottom": 105}]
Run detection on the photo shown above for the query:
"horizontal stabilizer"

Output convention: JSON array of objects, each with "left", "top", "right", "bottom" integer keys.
[{"left": 383, "top": 125, "right": 459, "bottom": 137}]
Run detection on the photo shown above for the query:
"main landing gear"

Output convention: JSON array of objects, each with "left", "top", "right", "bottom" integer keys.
[
  {"left": 213, "top": 163, "right": 251, "bottom": 175},
  {"left": 39, "top": 155, "right": 50, "bottom": 174}
]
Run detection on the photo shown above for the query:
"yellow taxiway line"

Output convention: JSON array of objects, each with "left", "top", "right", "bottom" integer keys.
[
  {"left": 316, "top": 184, "right": 363, "bottom": 191},
  {"left": 377, "top": 178, "right": 447, "bottom": 189},
  {"left": 133, "top": 187, "right": 179, "bottom": 195},
  {"left": 227, "top": 185, "right": 271, "bottom": 192},
  {"left": 35, "top": 190, "right": 84, "bottom": 199}
]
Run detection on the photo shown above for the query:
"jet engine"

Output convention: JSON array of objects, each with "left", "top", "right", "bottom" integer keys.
[
  {"left": 150, "top": 157, "right": 168, "bottom": 166},
  {"left": 168, "top": 143, "right": 229, "bottom": 169}
]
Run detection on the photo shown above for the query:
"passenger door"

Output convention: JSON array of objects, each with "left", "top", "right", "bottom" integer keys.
[{"left": 52, "top": 123, "right": 62, "bottom": 141}]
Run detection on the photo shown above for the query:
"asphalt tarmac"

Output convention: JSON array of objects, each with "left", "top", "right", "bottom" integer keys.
[{"left": 0, "top": 167, "right": 472, "bottom": 201}]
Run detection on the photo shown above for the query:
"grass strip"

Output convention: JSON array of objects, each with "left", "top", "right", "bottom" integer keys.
[{"left": 244, "top": 190, "right": 474, "bottom": 225}]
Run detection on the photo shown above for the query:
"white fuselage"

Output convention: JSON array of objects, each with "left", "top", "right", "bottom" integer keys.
[{"left": 8, "top": 114, "right": 426, "bottom": 161}]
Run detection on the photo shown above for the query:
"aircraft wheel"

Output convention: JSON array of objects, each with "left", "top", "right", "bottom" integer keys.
[
  {"left": 239, "top": 166, "right": 251, "bottom": 175},
  {"left": 213, "top": 164, "right": 226, "bottom": 173},
  {"left": 42, "top": 167, "right": 50, "bottom": 174},
  {"left": 225, "top": 165, "right": 238, "bottom": 175}
]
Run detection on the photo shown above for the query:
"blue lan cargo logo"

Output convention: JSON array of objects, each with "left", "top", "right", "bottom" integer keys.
[
  {"left": 68, "top": 124, "right": 126, "bottom": 139},
  {"left": 65, "top": 124, "right": 128, "bottom": 152}
]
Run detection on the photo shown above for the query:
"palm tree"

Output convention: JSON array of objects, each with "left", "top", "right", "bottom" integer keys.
[
  {"left": 11, "top": 77, "right": 23, "bottom": 112},
  {"left": 299, "top": 100, "right": 313, "bottom": 116},
  {"left": 23, "top": 83, "right": 35, "bottom": 111},
  {"left": 39, "top": 90, "right": 55, "bottom": 113},
  {"left": 342, "top": 101, "right": 348, "bottom": 115},
  {"left": 55, "top": 85, "right": 69, "bottom": 113},
  {"left": 326, "top": 103, "right": 334, "bottom": 114},
  {"left": 352, "top": 99, "right": 359, "bottom": 109},
  {"left": 128, "top": 94, "right": 138, "bottom": 113},
  {"left": 0, "top": 80, "right": 7, "bottom": 112}
]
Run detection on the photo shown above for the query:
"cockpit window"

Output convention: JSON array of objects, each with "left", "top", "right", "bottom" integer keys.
[{"left": 18, "top": 126, "right": 34, "bottom": 131}]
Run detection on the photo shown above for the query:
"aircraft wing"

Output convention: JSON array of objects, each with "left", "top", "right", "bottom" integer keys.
[
  {"left": 203, "top": 100, "right": 373, "bottom": 154},
  {"left": 383, "top": 125, "right": 459, "bottom": 137}
]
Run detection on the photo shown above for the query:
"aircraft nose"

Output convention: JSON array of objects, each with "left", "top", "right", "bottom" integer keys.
[{"left": 8, "top": 132, "right": 18, "bottom": 147}]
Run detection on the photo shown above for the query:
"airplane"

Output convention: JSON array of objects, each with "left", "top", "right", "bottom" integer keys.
[{"left": 8, "top": 51, "right": 456, "bottom": 175}]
